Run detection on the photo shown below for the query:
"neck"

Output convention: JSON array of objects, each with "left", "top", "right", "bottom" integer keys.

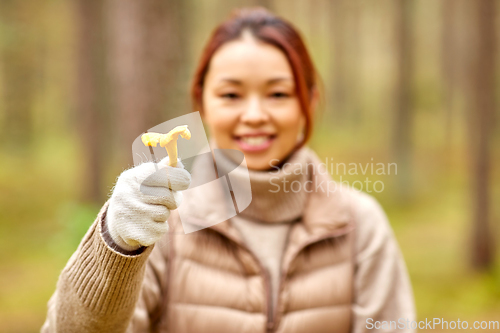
[{"left": 211, "top": 140, "right": 310, "bottom": 223}]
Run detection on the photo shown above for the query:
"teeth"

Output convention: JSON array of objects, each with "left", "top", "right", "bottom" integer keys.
[{"left": 240, "top": 136, "right": 270, "bottom": 146}]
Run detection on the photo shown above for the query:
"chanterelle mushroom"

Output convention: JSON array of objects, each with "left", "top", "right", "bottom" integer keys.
[{"left": 141, "top": 125, "right": 191, "bottom": 167}]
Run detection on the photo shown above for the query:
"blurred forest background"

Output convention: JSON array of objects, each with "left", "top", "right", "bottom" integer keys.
[{"left": 0, "top": 0, "right": 499, "bottom": 332}]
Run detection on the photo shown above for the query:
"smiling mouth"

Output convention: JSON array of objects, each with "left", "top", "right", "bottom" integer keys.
[{"left": 233, "top": 134, "right": 276, "bottom": 152}]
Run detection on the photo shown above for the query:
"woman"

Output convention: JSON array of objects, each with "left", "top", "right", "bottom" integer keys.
[{"left": 43, "top": 7, "right": 415, "bottom": 333}]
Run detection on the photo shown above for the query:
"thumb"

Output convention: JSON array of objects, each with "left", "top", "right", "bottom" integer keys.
[{"left": 158, "top": 156, "right": 185, "bottom": 169}]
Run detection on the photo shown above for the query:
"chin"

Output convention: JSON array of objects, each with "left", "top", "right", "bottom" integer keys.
[
  {"left": 243, "top": 146, "right": 296, "bottom": 171},
  {"left": 245, "top": 157, "right": 273, "bottom": 171}
]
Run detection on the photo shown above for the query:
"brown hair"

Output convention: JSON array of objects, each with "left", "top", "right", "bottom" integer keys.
[{"left": 190, "top": 7, "right": 319, "bottom": 149}]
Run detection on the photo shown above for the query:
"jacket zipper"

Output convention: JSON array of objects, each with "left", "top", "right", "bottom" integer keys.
[
  {"left": 209, "top": 222, "right": 354, "bottom": 333},
  {"left": 269, "top": 223, "right": 355, "bottom": 332},
  {"left": 207, "top": 224, "right": 276, "bottom": 332},
  {"left": 262, "top": 267, "right": 274, "bottom": 333}
]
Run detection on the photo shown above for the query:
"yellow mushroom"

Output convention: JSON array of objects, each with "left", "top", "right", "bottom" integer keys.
[{"left": 141, "top": 125, "right": 191, "bottom": 167}]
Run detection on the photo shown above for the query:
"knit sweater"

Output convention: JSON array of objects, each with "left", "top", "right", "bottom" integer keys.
[{"left": 222, "top": 147, "right": 310, "bottom": 313}]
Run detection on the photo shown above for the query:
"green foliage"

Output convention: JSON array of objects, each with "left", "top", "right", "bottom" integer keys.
[{"left": 49, "top": 201, "right": 100, "bottom": 256}]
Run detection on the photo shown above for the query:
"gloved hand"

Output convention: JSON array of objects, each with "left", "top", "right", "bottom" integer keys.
[{"left": 105, "top": 157, "right": 191, "bottom": 251}]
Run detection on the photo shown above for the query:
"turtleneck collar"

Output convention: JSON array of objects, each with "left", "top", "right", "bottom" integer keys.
[{"left": 209, "top": 139, "right": 310, "bottom": 223}]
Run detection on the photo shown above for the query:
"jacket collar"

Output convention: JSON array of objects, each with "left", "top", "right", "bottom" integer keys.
[{"left": 178, "top": 145, "right": 355, "bottom": 247}]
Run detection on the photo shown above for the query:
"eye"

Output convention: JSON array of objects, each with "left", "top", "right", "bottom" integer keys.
[
  {"left": 221, "top": 92, "right": 240, "bottom": 100},
  {"left": 270, "top": 92, "right": 289, "bottom": 99}
]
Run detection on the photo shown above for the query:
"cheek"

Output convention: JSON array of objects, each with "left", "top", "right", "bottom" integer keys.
[
  {"left": 214, "top": 119, "right": 234, "bottom": 135},
  {"left": 203, "top": 100, "right": 237, "bottom": 139},
  {"left": 203, "top": 93, "right": 225, "bottom": 129},
  {"left": 275, "top": 103, "right": 303, "bottom": 136}
]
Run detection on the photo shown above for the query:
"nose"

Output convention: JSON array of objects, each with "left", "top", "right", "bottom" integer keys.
[{"left": 240, "top": 95, "right": 270, "bottom": 125}]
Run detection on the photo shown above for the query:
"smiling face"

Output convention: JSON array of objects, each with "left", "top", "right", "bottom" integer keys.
[{"left": 202, "top": 30, "right": 306, "bottom": 170}]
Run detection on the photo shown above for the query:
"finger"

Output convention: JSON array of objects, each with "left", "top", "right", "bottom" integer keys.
[
  {"left": 140, "top": 166, "right": 191, "bottom": 191},
  {"left": 143, "top": 218, "right": 170, "bottom": 245},
  {"left": 149, "top": 204, "right": 170, "bottom": 222},
  {"left": 119, "top": 218, "right": 169, "bottom": 247},
  {"left": 138, "top": 201, "right": 171, "bottom": 222},
  {"left": 158, "top": 156, "right": 185, "bottom": 169},
  {"left": 133, "top": 161, "right": 162, "bottom": 184},
  {"left": 139, "top": 185, "right": 183, "bottom": 211},
  {"left": 172, "top": 191, "right": 183, "bottom": 209},
  {"left": 162, "top": 191, "right": 182, "bottom": 210},
  {"left": 139, "top": 184, "right": 175, "bottom": 205}
]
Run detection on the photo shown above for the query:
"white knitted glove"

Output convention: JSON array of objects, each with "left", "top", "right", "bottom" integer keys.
[{"left": 105, "top": 157, "right": 191, "bottom": 251}]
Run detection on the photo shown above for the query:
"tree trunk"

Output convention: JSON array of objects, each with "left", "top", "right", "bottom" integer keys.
[
  {"left": 468, "top": 0, "right": 495, "bottom": 270},
  {"left": 76, "top": 0, "right": 107, "bottom": 204},
  {"left": 441, "top": 0, "right": 458, "bottom": 157},
  {"left": 393, "top": 0, "right": 414, "bottom": 202},
  {"left": 106, "top": 0, "right": 187, "bottom": 167},
  {"left": 0, "top": 1, "right": 39, "bottom": 151},
  {"left": 329, "top": 0, "right": 347, "bottom": 124}
]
